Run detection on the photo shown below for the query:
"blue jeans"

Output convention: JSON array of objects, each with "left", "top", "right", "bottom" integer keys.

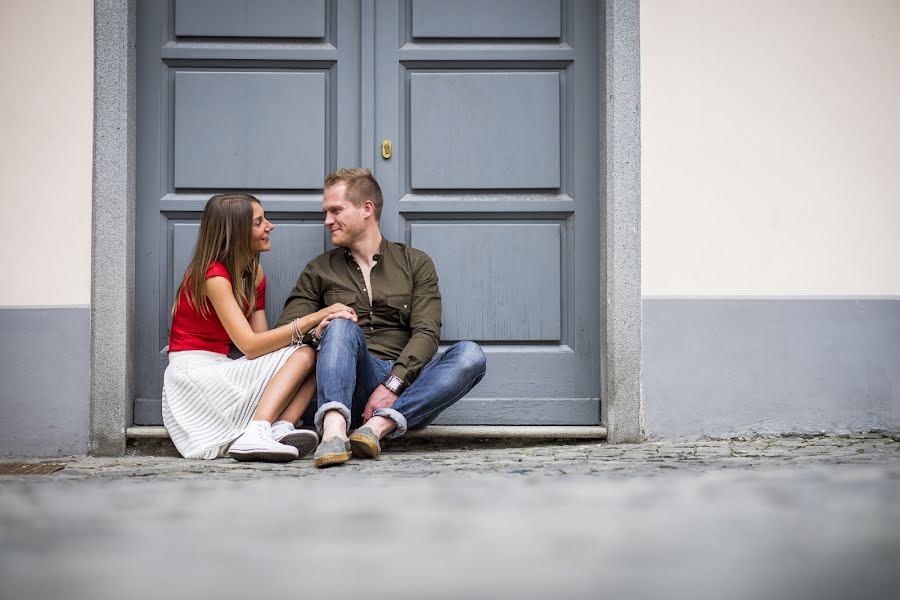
[{"left": 313, "top": 318, "right": 487, "bottom": 439}]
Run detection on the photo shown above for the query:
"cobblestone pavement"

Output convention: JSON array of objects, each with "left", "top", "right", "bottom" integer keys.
[{"left": 2, "top": 434, "right": 898, "bottom": 600}]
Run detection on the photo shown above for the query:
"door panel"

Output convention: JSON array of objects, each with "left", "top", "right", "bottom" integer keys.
[
  {"left": 171, "top": 223, "right": 201, "bottom": 300},
  {"left": 409, "top": 223, "right": 562, "bottom": 341},
  {"left": 410, "top": 0, "right": 562, "bottom": 39},
  {"left": 173, "top": 70, "right": 327, "bottom": 188},
  {"left": 174, "top": 0, "right": 328, "bottom": 38},
  {"left": 409, "top": 72, "right": 561, "bottom": 189},
  {"left": 168, "top": 221, "right": 326, "bottom": 327},
  {"left": 258, "top": 223, "right": 329, "bottom": 321}
]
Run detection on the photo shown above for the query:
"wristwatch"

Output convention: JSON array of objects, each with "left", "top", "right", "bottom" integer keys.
[
  {"left": 382, "top": 374, "right": 406, "bottom": 395},
  {"left": 301, "top": 327, "right": 320, "bottom": 349}
]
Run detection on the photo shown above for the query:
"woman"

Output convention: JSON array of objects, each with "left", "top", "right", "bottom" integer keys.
[{"left": 162, "top": 193, "right": 356, "bottom": 462}]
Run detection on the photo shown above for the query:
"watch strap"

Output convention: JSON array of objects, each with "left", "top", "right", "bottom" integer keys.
[{"left": 301, "top": 327, "right": 320, "bottom": 349}]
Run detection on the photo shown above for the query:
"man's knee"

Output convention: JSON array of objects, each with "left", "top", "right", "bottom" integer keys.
[
  {"left": 319, "top": 317, "right": 362, "bottom": 344},
  {"left": 450, "top": 341, "right": 486, "bottom": 376},
  {"left": 316, "top": 319, "right": 364, "bottom": 370}
]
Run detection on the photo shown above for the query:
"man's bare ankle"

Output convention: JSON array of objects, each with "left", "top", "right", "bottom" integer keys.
[
  {"left": 322, "top": 410, "right": 348, "bottom": 440},
  {"left": 363, "top": 416, "right": 396, "bottom": 439}
]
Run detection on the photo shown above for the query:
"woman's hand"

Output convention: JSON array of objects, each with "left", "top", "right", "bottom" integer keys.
[
  {"left": 313, "top": 303, "right": 355, "bottom": 330},
  {"left": 315, "top": 309, "right": 357, "bottom": 338}
]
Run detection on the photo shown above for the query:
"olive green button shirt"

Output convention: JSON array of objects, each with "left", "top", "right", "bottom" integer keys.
[{"left": 276, "top": 238, "right": 442, "bottom": 387}]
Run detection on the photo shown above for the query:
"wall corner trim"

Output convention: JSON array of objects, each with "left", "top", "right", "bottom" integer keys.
[
  {"left": 604, "top": 0, "right": 643, "bottom": 444},
  {"left": 90, "top": 0, "right": 137, "bottom": 456}
]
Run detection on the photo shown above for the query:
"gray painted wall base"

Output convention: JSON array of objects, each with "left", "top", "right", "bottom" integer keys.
[
  {"left": 0, "top": 308, "right": 90, "bottom": 457},
  {"left": 643, "top": 298, "right": 900, "bottom": 438}
]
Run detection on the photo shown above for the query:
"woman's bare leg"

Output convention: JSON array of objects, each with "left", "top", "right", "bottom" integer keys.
[
  {"left": 275, "top": 367, "right": 316, "bottom": 425},
  {"left": 252, "top": 347, "right": 315, "bottom": 422}
]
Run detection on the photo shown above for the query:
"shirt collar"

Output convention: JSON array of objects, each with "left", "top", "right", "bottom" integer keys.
[
  {"left": 374, "top": 237, "right": 387, "bottom": 262},
  {"left": 343, "top": 237, "right": 386, "bottom": 262}
]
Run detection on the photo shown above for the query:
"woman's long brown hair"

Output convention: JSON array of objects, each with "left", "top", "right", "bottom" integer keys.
[{"left": 172, "top": 193, "right": 261, "bottom": 319}]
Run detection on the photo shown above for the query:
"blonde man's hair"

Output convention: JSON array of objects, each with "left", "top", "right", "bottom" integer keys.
[{"left": 324, "top": 168, "right": 383, "bottom": 221}]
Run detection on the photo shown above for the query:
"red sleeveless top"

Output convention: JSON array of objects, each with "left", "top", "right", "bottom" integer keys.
[{"left": 168, "top": 262, "right": 266, "bottom": 354}]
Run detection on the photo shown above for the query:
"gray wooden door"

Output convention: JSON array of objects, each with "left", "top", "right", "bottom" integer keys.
[{"left": 135, "top": 0, "right": 601, "bottom": 426}]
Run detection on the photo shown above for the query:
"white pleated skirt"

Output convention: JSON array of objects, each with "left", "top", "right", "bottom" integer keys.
[{"left": 162, "top": 346, "right": 301, "bottom": 459}]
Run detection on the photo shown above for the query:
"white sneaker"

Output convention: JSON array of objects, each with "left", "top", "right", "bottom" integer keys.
[
  {"left": 271, "top": 420, "right": 319, "bottom": 459},
  {"left": 227, "top": 421, "right": 299, "bottom": 462}
]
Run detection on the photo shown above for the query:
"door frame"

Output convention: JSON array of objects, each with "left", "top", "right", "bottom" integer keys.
[{"left": 89, "top": 0, "right": 643, "bottom": 455}]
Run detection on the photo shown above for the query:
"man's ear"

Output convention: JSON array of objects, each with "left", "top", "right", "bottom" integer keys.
[{"left": 364, "top": 200, "right": 375, "bottom": 217}]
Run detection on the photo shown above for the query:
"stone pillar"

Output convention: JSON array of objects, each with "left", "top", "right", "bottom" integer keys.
[
  {"left": 603, "top": 0, "right": 644, "bottom": 443},
  {"left": 90, "top": 0, "right": 136, "bottom": 455}
]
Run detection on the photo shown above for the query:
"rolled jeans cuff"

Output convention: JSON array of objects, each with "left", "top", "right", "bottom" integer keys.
[
  {"left": 314, "top": 402, "right": 351, "bottom": 436},
  {"left": 373, "top": 408, "right": 407, "bottom": 439}
]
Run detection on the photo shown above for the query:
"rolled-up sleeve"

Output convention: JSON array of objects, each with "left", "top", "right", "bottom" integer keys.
[{"left": 388, "top": 253, "right": 442, "bottom": 386}]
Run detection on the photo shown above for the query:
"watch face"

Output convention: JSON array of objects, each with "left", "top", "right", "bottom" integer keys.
[{"left": 385, "top": 375, "right": 402, "bottom": 393}]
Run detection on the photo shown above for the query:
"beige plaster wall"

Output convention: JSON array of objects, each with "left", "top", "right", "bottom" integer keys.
[
  {"left": 641, "top": 0, "right": 900, "bottom": 296},
  {"left": 2, "top": 1, "right": 897, "bottom": 301},
  {"left": 0, "top": 0, "right": 93, "bottom": 306}
]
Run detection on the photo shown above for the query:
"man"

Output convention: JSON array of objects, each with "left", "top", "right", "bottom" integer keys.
[{"left": 277, "top": 168, "right": 487, "bottom": 468}]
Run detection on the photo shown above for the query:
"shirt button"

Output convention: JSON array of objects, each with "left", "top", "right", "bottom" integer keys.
[
  {"left": 362, "top": 287, "right": 366, "bottom": 292},
  {"left": 403, "top": 304, "right": 408, "bottom": 309}
]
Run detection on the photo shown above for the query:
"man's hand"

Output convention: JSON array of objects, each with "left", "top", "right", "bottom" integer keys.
[
  {"left": 325, "top": 302, "right": 355, "bottom": 316},
  {"left": 363, "top": 385, "right": 399, "bottom": 422}
]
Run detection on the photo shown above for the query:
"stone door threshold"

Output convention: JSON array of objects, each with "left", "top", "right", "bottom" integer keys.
[{"left": 127, "top": 425, "right": 607, "bottom": 441}]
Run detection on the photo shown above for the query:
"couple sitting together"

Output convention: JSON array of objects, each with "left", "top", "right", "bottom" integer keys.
[{"left": 162, "top": 168, "right": 486, "bottom": 468}]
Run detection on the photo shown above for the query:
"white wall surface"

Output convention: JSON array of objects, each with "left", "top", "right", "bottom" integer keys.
[
  {"left": 3, "top": 1, "right": 898, "bottom": 301},
  {"left": 0, "top": 0, "right": 93, "bottom": 306},
  {"left": 641, "top": 0, "right": 900, "bottom": 296}
]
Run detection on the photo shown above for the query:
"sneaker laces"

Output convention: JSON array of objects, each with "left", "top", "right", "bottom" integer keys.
[
  {"left": 271, "top": 421, "right": 293, "bottom": 439},
  {"left": 249, "top": 421, "right": 273, "bottom": 439}
]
